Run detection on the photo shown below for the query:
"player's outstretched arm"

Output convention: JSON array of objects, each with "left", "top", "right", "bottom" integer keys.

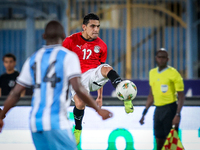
[
  {"left": 70, "top": 77, "right": 113, "bottom": 120},
  {"left": 139, "top": 88, "right": 154, "bottom": 125},
  {"left": 0, "top": 84, "right": 25, "bottom": 132}
]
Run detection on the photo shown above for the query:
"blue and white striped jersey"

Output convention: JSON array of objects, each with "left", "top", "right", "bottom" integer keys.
[{"left": 17, "top": 44, "right": 81, "bottom": 132}]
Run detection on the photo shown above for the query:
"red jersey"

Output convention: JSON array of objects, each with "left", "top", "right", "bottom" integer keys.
[{"left": 62, "top": 32, "right": 107, "bottom": 73}]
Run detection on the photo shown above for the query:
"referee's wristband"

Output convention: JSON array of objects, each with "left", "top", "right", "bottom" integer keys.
[{"left": 142, "top": 108, "right": 148, "bottom": 116}]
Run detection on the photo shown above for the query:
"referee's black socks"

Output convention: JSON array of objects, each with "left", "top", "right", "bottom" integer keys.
[
  {"left": 107, "top": 70, "right": 123, "bottom": 88},
  {"left": 73, "top": 106, "right": 84, "bottom": 130}
]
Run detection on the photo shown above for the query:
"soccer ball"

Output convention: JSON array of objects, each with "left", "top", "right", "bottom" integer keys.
[{"left": 116, "top": 80, "right": 137, "bottom": 101}]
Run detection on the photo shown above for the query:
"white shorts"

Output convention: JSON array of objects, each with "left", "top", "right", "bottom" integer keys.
[{"left": 71, "top": 64, "right": 110, "bottom": 98}]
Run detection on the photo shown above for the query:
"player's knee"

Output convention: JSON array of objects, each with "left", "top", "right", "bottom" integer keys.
[
  {"left": 101, "top": 65, "right": 113, "bottom": 77},
  {"left": 74, "top": 98, "right": 86, "bottom": 109},
  {"left": 75, "top": 103, "right": 85, "bottom": 110}
]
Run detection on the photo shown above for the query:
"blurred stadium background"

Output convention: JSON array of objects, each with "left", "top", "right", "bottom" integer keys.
[
  {"left": 0, "top": 0, "right": 200, "bottom": 150},
  {"left": 1, "top": 0, "right": 200, "bottom": 79}
]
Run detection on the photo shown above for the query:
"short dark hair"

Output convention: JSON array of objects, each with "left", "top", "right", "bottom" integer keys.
[
  {"left": 44, "top": 20, "right": 65, "bottom": 40},
  {"left": 3, "top": 53, "right": 16, "bottom": 61},
  {"left": 83, "top": 13, "right": 100, "bottom": 25}
]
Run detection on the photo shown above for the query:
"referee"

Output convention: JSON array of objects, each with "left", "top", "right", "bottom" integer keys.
[{"left": 139, "top": 48, "right": 185, "bottom": 150}]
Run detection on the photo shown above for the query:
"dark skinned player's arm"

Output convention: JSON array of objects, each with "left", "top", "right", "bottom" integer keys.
[
  {"left": 70, "top": 77, "right": 112, "bottom": 120},
  {"left": 0, "top": 84, "right": 25, "bottom": 119},
  {"left": 176, "top": 91, "right": 185, "bottom": 114},
  {"left": 139, "top": 87, "right": 154, "bottom": 125},
  {"left": 172, "top": 91, "right": 185, "bottom": 127},
  {"left": 144, "top": 88, "right": 154, "bottom": 111},
  {"left": 70, "top": 77, "right": 100, "bottom": 111}
]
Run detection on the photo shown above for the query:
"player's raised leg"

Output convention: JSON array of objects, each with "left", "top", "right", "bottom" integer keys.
[{"left": 101, "top": 66, "right": 134, "bottom": 114}]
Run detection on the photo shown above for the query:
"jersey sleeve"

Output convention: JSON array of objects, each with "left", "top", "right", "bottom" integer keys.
[
  {"left": 100, "top": 44, "right": 107, "bottom": 63},
  {"left": 16, "top": 58, "right": 33, "bottom": 87},
  {"left": 64, "top": 52, "right": 81, "bottom": 80},
  {"left": 62, "top": 37, "right": 72, "bottom": 50},
  {"left": 172, "top": 70, "right": 184, "bottom": 92}
]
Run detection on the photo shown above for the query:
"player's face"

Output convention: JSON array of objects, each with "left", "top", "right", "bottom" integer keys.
[
  {"left": 3, "top": 57, "right": 16, "bottom": 71},
  {"left": 83, "top": 20, "right": 100, "bottom": 40},
  {"left": 156, "top": 51, "right": 168, "bottom": 68}
]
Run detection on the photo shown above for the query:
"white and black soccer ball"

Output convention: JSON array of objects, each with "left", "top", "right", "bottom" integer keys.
[{"left": 116, "top": 80, "right": 137, "bottom": 101}]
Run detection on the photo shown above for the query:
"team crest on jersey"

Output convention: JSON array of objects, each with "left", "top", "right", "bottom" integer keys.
[
  {"left": 94, "top": 46, "right": 100, "bottom": 53},
  {"left": 161, "top": 84, "right": 168, "bottom": 93},
  {"left": 8, "top": 80, "right": 15, "bottom": 87}
]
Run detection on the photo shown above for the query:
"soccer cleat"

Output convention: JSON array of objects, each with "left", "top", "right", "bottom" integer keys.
[
  {"left": 74, "top": 129, "right": 82, "bottom": 145},
  {"left": 124, "top": 100, "right": 134, "bottom": 113}
]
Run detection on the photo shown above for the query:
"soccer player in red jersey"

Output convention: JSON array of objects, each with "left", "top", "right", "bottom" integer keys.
[{"left": 62, "top": 13, "right": 133, "bottom": 144}]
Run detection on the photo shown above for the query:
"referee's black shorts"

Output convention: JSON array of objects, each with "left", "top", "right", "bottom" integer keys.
[{"left": 153, "top": 102, "right": 178, "bottom": 139}]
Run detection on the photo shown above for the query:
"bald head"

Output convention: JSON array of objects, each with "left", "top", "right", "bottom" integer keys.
[{"left": 43, "top": 20, "right": 65, "bottom": 43}]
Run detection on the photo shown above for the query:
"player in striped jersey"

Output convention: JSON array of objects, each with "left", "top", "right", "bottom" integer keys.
[{"left": 0, "top": 20, "right": 112, "bottom": 150}]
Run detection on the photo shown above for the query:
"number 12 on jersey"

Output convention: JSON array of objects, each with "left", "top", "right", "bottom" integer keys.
[{"left": 82, "top": 49, "right": 92, "bottom": 60}]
